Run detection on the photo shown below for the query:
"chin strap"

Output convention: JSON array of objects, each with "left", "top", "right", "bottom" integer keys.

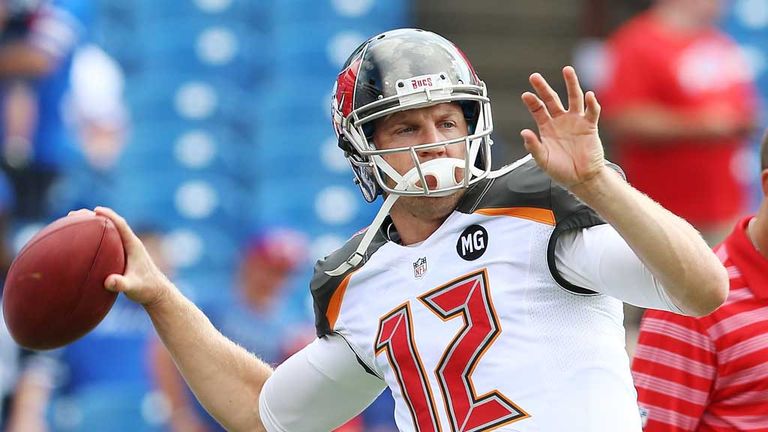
[{"left": 324, "top": 190, "right": 401, "bottom": 277}]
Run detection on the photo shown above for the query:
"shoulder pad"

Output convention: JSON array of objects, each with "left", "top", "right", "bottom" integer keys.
[{"left": 310, "top": 227, "right": 388, "bottom": 337}]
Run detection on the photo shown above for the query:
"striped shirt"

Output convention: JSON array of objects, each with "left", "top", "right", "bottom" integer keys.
[{"left": 632, "top": 216, "right": 768, "bottom": 431}]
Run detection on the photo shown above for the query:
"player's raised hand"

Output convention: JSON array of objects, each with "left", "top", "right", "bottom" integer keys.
[
  {"left": 93, "top": 206, "right": 175, "bottom": 307},
  {"left": 520, "top": 66, "right": 605, "bottom": 189}
]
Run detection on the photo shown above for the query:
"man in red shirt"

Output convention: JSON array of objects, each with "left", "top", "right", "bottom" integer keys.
[
  {"left": 599, "top": 0, "right": 758, "bottom": 244},
  {"left": 632, "top": 129, "right": 768, "bottom": 430}
]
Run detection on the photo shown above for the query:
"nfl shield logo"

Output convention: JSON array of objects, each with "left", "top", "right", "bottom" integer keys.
[{"left": 413, "top": 257, "right": 427, "bottom": 279}]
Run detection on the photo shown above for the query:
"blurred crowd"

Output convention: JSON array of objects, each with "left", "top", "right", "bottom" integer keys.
[{"left": 0, "top": 0, "right": 766, "bottom": 430}]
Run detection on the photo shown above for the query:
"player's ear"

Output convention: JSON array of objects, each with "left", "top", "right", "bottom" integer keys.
[{"left": 761, "top": 169, "right": 768, "bottom": 197}]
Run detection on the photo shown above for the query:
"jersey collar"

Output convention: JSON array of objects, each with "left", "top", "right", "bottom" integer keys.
[{"left": 724, "top": 216, "right": 768, "bottom": 299}]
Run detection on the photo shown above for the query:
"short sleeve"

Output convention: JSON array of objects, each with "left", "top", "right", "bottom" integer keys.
[{"left": 554, "top": 224, "right": 683, "bottom": 313}]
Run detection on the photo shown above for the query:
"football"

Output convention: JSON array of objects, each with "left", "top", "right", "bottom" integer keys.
[{"left": 2, "top": 213, "right": 125, "bottom": 350}]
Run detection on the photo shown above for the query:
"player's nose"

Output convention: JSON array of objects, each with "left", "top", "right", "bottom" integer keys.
[{"left": 416, "top": 127, "right": 447, "bottom": 160}]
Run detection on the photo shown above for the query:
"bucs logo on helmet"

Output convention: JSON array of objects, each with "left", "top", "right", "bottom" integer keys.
[
  {"left": 330, "top": 28, "right": 494, "bottom": 203},
  {"left": 332, "top": 55, "right": 362, "bottom": 129}
]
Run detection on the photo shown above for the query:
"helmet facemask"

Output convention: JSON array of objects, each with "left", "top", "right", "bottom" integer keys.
[{"left": 342, "top": 76, "right": 493, "bottom": 201}]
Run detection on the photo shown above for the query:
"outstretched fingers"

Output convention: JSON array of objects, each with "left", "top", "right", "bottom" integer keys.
[
  {"left": 94, "top": 207, "right": 139, "bottom": 291},
  {"left": 563, "top": 66, "right": 584, "bottom": 114},
  {"left": 95, "top": 206, "right": 140, "bottom": 252},
  {"left": 520, "top": 129, "right": 548, "bottom": 167},
  {"left": 521, "top": 91, "right": 551, "bottom": 126},
  {"left": 528, "top": 73, "right": 566, "bottom": 116},
  {"left": 585, "top": 90, "right": 601, "bottom": 124}
]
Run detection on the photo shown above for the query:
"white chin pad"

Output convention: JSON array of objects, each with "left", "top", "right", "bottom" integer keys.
[{"left": 401, "top": 158, "right": 466, "bottom": 196}]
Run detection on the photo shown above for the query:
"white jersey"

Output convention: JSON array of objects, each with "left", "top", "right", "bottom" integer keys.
[{"left": 309, "top": 159, "right": 643, "bottom": 431}]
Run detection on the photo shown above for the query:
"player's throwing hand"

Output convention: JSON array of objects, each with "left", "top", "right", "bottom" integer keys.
[
  {"left": 94, "top": 206, "right": 174, "bottom": 307},
  {"left": 521, "top": 66, "right": 605, "bottom": 190}
]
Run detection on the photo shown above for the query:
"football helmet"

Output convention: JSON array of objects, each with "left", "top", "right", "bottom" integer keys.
[{"left": 331, "top": 28, "right": 493, "bottom": 203}]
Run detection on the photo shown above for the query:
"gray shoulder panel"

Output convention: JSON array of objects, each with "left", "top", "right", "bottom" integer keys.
[
  {"left": 310, "top": 226, "right": 389, "bottom": 337},
  {"left": 459, "top": 158, "right": 626, "bottom": 295},
  {"left": 458, "top": 157, "right": 552, "bottom": 214}
]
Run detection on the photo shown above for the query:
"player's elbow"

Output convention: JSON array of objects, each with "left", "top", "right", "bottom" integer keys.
[
  {"left": 682, "top": 263, "right": 729, "bottom": 317},
  {"left": 220, "top": 405, "right": 268, "bottom": 432}
]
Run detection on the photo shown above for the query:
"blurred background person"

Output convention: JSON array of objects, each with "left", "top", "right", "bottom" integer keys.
[
  {"left": 0, "top": 0, "right": 93, "bottom": 224},
  {"left": 595, "top": 0, "right": 761, "bottom": 355},
  {"left": 631, "top": 128, "right": 768, "bottom": 431},
  {"left": 598, "top": 0, "right": 759, "bottom": 245},
  {"left": 52, "top": 41, "right": 129, "bottom": 216},
  {"left": 66, "top": 43, "right": 128, "bottom": 173}
]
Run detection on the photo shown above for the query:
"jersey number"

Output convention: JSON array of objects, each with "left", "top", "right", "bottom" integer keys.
[{"left": 374, "top": 270, "right": 528, "bottom": 432}]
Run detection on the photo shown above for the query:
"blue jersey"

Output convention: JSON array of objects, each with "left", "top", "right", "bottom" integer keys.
[{"left": 28, "top": 0, "right": 93, "bottom": 168}]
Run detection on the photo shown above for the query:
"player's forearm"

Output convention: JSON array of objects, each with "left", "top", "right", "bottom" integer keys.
[
  {"left": 144, "top": 285, "right": 272, "bottom": 432},
  {"left": 570, "top": 167, "right": 728, "bottom": 316}
]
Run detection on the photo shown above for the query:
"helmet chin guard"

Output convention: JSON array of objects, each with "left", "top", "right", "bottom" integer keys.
[{"left": 374, "top": 157, "right": 487, "bottom": 197}]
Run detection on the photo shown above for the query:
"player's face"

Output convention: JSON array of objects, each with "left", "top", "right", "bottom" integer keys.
[
  {"left": 373, "top": 102, "right": 468, "bottom": 186},
  {"left": 373, "top": 103, "right": 469, "bottom": 221}
]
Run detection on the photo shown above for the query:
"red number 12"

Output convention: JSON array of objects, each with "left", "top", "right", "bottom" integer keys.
[{"left": 375, "top": 270, "right": 528, "bottom": 432}]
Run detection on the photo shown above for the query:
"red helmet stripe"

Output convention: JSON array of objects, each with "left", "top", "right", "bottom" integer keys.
[
  {"left": 335, "top": 56, "right": 363, "bottom": 117},
  {"left": 452, "top": 43, "right": 479, "bottom": 81}
]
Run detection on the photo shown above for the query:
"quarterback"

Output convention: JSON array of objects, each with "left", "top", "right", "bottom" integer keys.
[{"left": 89, "top": 29, "right": 727, "bottom": 431}]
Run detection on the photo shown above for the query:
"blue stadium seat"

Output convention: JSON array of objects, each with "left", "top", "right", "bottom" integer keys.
[
  {"left": 94, "top": 0, "right": 406, "bottom": 322},
  {"left": 122, "top": 123, "right": 255, "bottom": 176},
  {"left": 49, "top": 383, "right": 163, "bottom": 432},
  {"left": 130, "top": 0, "right": 272, "bottom": 24},
  {"left": 113, "top": 169, "right": 251, "bottom": 229},
  {"left": 269, "top": 0, "right": 407, "bottom": 28}
]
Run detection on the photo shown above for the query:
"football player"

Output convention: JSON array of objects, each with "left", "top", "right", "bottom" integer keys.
[{"left": 88, "top": 29, "right": 728, "bottom": 431}]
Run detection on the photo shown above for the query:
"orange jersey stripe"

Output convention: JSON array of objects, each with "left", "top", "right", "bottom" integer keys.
[
  {"left": 474, "top": 207, "right": 555, "bottom": 226},
  {"left": 326, "top": 272, "right": 354, "bottom": 330}
]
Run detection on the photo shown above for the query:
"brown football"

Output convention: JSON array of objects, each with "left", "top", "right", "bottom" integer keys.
[{"left": 2, "top": 213, "right": 125, "bottom": 350}]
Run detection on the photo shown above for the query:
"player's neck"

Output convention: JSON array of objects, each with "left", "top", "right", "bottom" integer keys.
[
  {"left": 389, "top": 208, "right": 446, "bottom": 246},
  {"left": 749, "top": 207, "right": 768, "bottom": 259}
]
